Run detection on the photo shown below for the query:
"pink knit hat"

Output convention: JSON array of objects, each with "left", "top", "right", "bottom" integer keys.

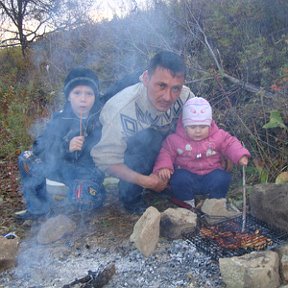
[{"left": 182, "top": 97, "right": 212, "bottom": 127}]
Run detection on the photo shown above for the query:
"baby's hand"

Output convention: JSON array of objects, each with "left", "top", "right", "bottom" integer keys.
[
  {"left": 158, "top": 168, "right": 173, "bottom": 181},
  {"left": 69, "top": 136, "right": 84, "bottom": 152},
  {"left": 238, "top": 156, "right": 249, "bottom": 166}
]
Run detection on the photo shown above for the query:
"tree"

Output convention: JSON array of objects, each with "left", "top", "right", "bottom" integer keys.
[{"left": 0, "top": 0, "right": 95, "bottom": 57}]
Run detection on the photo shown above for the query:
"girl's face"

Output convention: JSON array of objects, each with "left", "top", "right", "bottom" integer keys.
[
  {"left": 68, "top": 85, "right": 95, "bottom": 118},
  {"left": 185, "top": 125, "right": 210, "bottom": 141}
]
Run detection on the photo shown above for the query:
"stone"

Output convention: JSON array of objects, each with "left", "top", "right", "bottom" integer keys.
[
  {"left": 160, "top": 208, "right": 197, "bottom": 239},
  {"left": 276, "top": 244, "right": 288, "bottom": 284},
  {"left": 37, "top": 214, "right": 76, "bottom": 244},
  {"left": 275, "top": 172, "right": 288, "bottom": 184},
  {"left": 249, "top": 183, "right": 288, "bottom": 232},
  {"left": 281, "top": 255, "right": 288, "bottom": 283},
  {"left": 0, "top": 235, "right": 20, "bottom": 272},
  {"left": 219, "top": 250, "right": 280, "bottom": 288},
  {"left": 130, "top": 206, "right": 161, "bottom": 257},
  {"left": 201, "top": 198, "right": 241, "bottom": 225}
]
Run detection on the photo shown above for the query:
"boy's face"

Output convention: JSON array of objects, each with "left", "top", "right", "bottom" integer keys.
[
  {"left": 68, "top": 85, "right": 95, "bottom": 117},
  {"left": 185, "top": 125, "right": 210, "bottom": 141},
  {"left": 143, "top": 67, "right": 184, "bottom": 112}
]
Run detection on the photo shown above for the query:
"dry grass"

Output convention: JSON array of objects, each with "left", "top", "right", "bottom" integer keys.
[{"left": 0, "top": 158, "right": 26, "bottom": 237}]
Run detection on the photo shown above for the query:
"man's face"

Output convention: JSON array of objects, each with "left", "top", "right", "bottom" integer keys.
[{"left": 143, "top": 67, "right": 185, "bottom": 112}]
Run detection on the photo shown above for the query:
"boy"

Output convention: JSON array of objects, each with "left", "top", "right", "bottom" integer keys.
[{"left": 17, "top": 68, "right": 106, "bottom": 219}]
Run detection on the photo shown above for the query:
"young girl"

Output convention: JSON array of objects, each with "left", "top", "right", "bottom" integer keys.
[
  {"left": 153, "top": 97, "right": 250, "bottom": 218},
  {"left": 17, "top": 68, "right": 106, "bottom": 219}
]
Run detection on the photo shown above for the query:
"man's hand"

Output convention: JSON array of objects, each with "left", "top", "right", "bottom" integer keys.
[
  {"left": 107, "top": 164, "right": 168, "bottom": 192},
  {"left": 142, "top": 174, "right": 168, "bottom": 192},
  {"left": 69, "top": 136, "right": 84, "bottom": 152}
]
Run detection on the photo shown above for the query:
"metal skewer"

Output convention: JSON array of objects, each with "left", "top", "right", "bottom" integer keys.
[
  {"left": 241, "top": 164, "right": 247, "bottom": 232},
  {"left": 79, "top": 110, "right": 83, "bottom": 137}
]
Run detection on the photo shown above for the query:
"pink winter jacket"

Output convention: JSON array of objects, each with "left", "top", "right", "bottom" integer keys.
[{"left": 153, "top": 118, "right": 251, "bottom": 175}]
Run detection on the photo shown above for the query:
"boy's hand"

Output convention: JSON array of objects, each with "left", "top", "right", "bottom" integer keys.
[
  {"left": 69, "top": 136, "right": 84, "bottom": 152},
  {"left": 158, "top": 168, "right": 173, "bottom": 181},
  {"left": 238, "top": 156, "right": 249, "bottom": 166}
]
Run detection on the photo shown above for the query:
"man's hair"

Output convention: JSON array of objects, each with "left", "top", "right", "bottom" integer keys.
[{"left": 147, "top": 51, "right": 186, "bottom": 77}]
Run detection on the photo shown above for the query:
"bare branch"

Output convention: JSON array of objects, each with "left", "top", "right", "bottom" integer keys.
[
  {"left": 0, "top": 0, "right": 95, "bottom": 56},
  {"left": 222, "top": 73, "right": 275, "bottom": 97},
  {"left": 183, "top": 3, "right": 275, "bottom": 97}
]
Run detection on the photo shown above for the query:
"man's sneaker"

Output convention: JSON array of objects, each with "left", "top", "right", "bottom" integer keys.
[
  {"left": 14, "top": 210, "right": 48, "bottom": 220},
  {"left": 123, "top": 199, "right": 148, "bottom": 215}
]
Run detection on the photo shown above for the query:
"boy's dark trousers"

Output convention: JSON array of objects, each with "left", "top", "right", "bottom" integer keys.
[
  {"left": 118, "top": 128, "right": 166, "bottom": 210},
  {"left": 18, "top": 152, "right": 50, "bottom": 215},
  {"left": 18, "top": 151, "right": 106, "bottom": 214}
]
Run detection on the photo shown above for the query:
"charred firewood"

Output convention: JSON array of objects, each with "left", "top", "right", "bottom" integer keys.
[{"left": 62, "top": 262, "right": 116, "bottom": 288}]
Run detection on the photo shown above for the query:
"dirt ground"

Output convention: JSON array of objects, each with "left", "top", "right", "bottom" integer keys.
[
  {"left": 0, "top": 156, "right": 245, "bottom": 257},
  {"left": 0, "top": 159, "right": 236, "bottom": 288},
  {"left": 0, "top": 158, "right": 177, "bottom": 242}
]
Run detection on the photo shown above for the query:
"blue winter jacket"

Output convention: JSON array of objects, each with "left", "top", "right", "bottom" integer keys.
[{"left": 32, "top": 101, "right": 103, "bottom": 182}]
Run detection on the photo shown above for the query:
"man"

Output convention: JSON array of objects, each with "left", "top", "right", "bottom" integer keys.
[{"left": 91, "top": 51, "right": 194, "bottom": 214}]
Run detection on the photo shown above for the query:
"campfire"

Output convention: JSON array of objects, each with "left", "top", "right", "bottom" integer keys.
[{"left": 2, "top": 183, "right": 288, "bottom": 287}]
